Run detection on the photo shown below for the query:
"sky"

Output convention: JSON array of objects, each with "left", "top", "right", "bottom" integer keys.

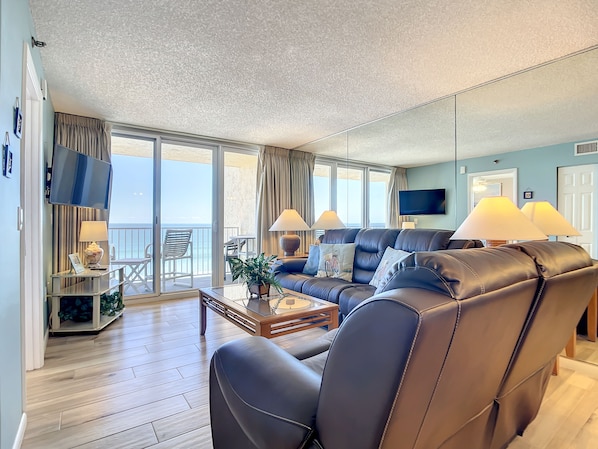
[{"left": 110, "top": 154, "right": 387, "bottom": 227}]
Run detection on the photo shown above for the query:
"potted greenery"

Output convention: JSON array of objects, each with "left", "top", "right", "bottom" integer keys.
[{"left": 228, "top": 253, "right": 283, "bottom": 299}]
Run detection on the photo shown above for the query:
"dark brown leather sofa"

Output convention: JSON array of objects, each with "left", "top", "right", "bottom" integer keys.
[{"left": 209, "top": 241, "right": 598, "bottom": 449}]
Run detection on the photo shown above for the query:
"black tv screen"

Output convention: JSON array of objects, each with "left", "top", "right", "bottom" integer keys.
[
  {"left": 399, "top": 188, "right": 446, "bottom": 215},
  {"left": 49, "top": 144, "right": 112, "bottom": 209}
]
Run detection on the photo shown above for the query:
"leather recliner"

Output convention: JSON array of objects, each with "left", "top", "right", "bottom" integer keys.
[{"left": 210, "top": 242, "right": 598, "bottom": 448}]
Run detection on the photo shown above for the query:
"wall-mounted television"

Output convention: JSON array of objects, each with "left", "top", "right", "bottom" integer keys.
[
  {"left": 48, "top": 144, "right": 112, "bottom": 210},
  {"left": 399, "top": 188, "right": 446, "bottom": 215}
]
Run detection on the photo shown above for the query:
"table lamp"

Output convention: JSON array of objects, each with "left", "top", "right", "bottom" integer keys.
[
  {"left": 311, "top": 210, "right": 345, "bottom": 230},
  {"left": 450, "top": 196, "right": 547, "bottom": 247},
  {"left": 520, "top": 201, "right": 581, "bottom": 237},
  {"left": 79, "top": 220, "right": 109, "bottom": 267},
  {"left": 401, "top": 221, "right": 416, "bottom": 229},
  {"left": 269, "top": 209, "right": 310, "bottom": 256}
]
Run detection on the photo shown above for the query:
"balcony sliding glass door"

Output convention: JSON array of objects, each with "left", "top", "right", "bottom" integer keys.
[
  {"left": 110, "top": 135, "right": 157, "bottom": 296},
  {"left": 110, "top": 132, "right": 259, "bottom": 298}
]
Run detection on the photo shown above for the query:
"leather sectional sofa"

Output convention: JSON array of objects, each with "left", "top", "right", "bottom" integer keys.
[
  {"left": 273, "top": 227, "right": 482, "bottom": 321},
  {"left": 210, "top": 241, "right": 598, "bottom": 449}
]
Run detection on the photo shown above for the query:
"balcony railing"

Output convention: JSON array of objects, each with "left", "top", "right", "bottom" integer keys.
[{"left": 108, "top": 225, "right": 241, "bottom": 276}]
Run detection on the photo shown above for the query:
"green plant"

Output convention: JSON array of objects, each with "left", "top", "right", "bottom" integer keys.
[
  {"left": 58, "top": 291, "right": 124, "bottom": 322},
  {"left": 228, "top": 253, "right": 283, "bottom": 293}
]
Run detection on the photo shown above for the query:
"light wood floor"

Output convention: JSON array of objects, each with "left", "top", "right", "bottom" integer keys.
[{"left": 22, "top": 296, "right": 598, "bottom": 448}]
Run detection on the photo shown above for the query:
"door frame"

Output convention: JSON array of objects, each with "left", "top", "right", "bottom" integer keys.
[{"left": 21, "top": 42, "right": 45, "bottom": 374}]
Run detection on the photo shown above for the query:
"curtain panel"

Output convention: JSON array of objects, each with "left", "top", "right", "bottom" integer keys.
[
  {"left": 256, "top": 147, "right": 315, "bottom": 256},
  {"left": 387, "top": 167, "right": 408, "bottom": 228},
  {"left": 52, "top": 113, "right": 112, "bottom": 274},
  {"left": 289, "top": 150, "right": 315, "bottom": 255},
  {"left": 256, "top": 146, "right": 291, "bottom": 256}
]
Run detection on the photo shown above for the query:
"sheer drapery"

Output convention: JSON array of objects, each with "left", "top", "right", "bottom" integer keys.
[
  {"left": 290, "top": 150, "right": 315, "bottom": 255},
  {"left": 52, "top": 113, "right": 112, "bottom": 273},
  {"left": 256, "top": 147, "right": 315, "bottom": 256},
  {"left": 387, "top": 167, "right": 408, "bottom": 228}
]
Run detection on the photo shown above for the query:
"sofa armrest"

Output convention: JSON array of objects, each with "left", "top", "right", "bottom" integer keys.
[
  {"left": 272, "top": 257, "right": 308, "bottom": 274},
  {"left": 210, "top": 336, "right": 321, "bottom": 449}
]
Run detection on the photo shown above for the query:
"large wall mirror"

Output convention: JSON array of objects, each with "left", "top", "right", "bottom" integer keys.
[
  {"left": 455, "top": 47, "right": 598, "bottom": 366},
  {"left": 299, "top": 45, "right": 598, "bottom": 366}
]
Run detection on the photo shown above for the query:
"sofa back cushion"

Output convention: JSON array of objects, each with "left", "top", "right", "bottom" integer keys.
[
  {"left": 394, "top": 228, "right": 453, "bottom": 252},
  {"left": 352, "top": 228, "right": 400, "bottom": 284},
  {"left": 320, "top": 228, "right": 359, "bottom": 244},
  {"left": 379, "top": 246, "right": 537, "bottom": 299}
]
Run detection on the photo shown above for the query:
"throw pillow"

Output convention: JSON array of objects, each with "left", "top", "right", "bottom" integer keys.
[
  {"left": 371, "top": 248, "right": 412, "bottom": 294},
  {"left": 315, "top": 243, "right": 356, "bottom": 281},
  {"left": 302, "top": 244, "right": 320, "bottom": 275}
]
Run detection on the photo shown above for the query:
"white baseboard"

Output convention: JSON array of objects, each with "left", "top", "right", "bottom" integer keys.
[{"left": 12, "top": 413, "right": 27, "bottom": 449}]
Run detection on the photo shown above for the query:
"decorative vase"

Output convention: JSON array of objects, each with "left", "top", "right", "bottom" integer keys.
[{"left": 248, "top": 283, "right": 270, "bottom": 300}]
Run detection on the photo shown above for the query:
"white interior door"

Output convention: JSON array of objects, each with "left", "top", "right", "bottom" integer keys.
[{"left": 558, "top": 164, "right": 597, "bottom": 257}]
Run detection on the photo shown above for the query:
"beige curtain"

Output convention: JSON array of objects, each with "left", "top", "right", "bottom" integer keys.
[
  {"left": 387, "top": 167, "right": 408, "bottom": 228},
  {"left": 290, "top": 150, "right": 315, "bottom": 255},
  {"left": 256, "top": 147, "right": 316, "bottom": 256},
  {"left": 52, "top": 113, "right": 112, "bottom": 273},
  {"left": 256, "top": 147, "right": 291, "bottom": 256}
]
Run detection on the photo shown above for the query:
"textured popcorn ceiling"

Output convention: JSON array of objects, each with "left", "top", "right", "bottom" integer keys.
[{"left": 29, "top": 0, "right": 598, "bottom": 166}]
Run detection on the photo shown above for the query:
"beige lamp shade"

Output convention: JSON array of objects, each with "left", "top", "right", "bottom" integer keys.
[
  {"left": 520, "top": 201, "right": 581, "bottom": 236},
  {"left": 451, "top": 197, "right": 547, "bottom": 247},
  {"left": 401, "top": 221, "right": 416, "bottom": 229},
  {"left": 79, "top": 221, "right": 108, "bottom": 267},
  {"left": 269, "top": 209, "right": 310, "bottom": 256},
  {"left": 311, "top": 210, "right": 345, "bottom": 230}
]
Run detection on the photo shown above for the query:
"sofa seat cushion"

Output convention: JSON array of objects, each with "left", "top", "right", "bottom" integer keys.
[
  {"left": 286, "top": 328, "right": 338, "bottom": 361},
  {"left": 338, "top": 285, "right": 377, "bottom": 318},
  {"left": 300, "top": 277, "right": 360, "bottom": 303},
  {"left": 277, "top": 272, "right": 313, "bottom": 292}
]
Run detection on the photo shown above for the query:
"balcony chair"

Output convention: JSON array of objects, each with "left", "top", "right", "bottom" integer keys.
[
  {"left": 146, "top": 229, "right": 194, "bottom": 289},
  {"left": 224, "top": 238, "right": 246, "bottom": 280}
]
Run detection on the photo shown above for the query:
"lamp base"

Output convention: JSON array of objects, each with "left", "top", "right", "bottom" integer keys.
[
  {"left": 485, "top": 239, "right": 507, "bottom": 248},
  {"left": 84, "top": 245, "right": 104, "bottom": 267},
  {"left": 280, "top": 234, "right": 300, "bottom": 256}
]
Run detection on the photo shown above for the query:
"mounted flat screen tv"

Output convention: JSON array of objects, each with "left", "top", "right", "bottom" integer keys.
[
  {"left": 399, "top": 188, "right": 446, "bottom": 215},
  {"left": 49, "top": 144, "right": 112, "bottom": 209}
]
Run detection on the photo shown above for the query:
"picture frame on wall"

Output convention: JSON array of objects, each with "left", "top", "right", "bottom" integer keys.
[
  {"left": 14, "top": 106, "right": 23, "bottom": 138},
  {"left": 68, "top": 253, "right": 85, "bottom": 274},
  {"left": 2, "top": 144, "right": 13, "bottom": 178}
]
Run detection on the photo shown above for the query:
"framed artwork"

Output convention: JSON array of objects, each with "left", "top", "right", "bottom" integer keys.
[
  {"left": 14, "top": 106, "right": 22, "bottom": 138},
  {"left": 2, "top": 143, "right": 13, "bottom": 178},
  {"left": 68, "top": 253, "right": 85, "bottom": 274}
]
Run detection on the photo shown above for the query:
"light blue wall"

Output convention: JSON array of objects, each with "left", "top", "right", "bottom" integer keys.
[
  {"left": 0, "top": 0, "right": 54, "bottom": 447},
  {"left": 406, "top": 138, "right": 598, "bottom": 230}
]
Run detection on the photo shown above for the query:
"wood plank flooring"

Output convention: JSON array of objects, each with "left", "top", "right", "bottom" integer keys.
[{"left": 22, "top": 296, "right": 598, "bottom": 448}]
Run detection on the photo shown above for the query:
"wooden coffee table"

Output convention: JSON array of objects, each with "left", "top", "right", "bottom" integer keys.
[{"left": 199, "top": 284, "right": 339, "bottom": 338}]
